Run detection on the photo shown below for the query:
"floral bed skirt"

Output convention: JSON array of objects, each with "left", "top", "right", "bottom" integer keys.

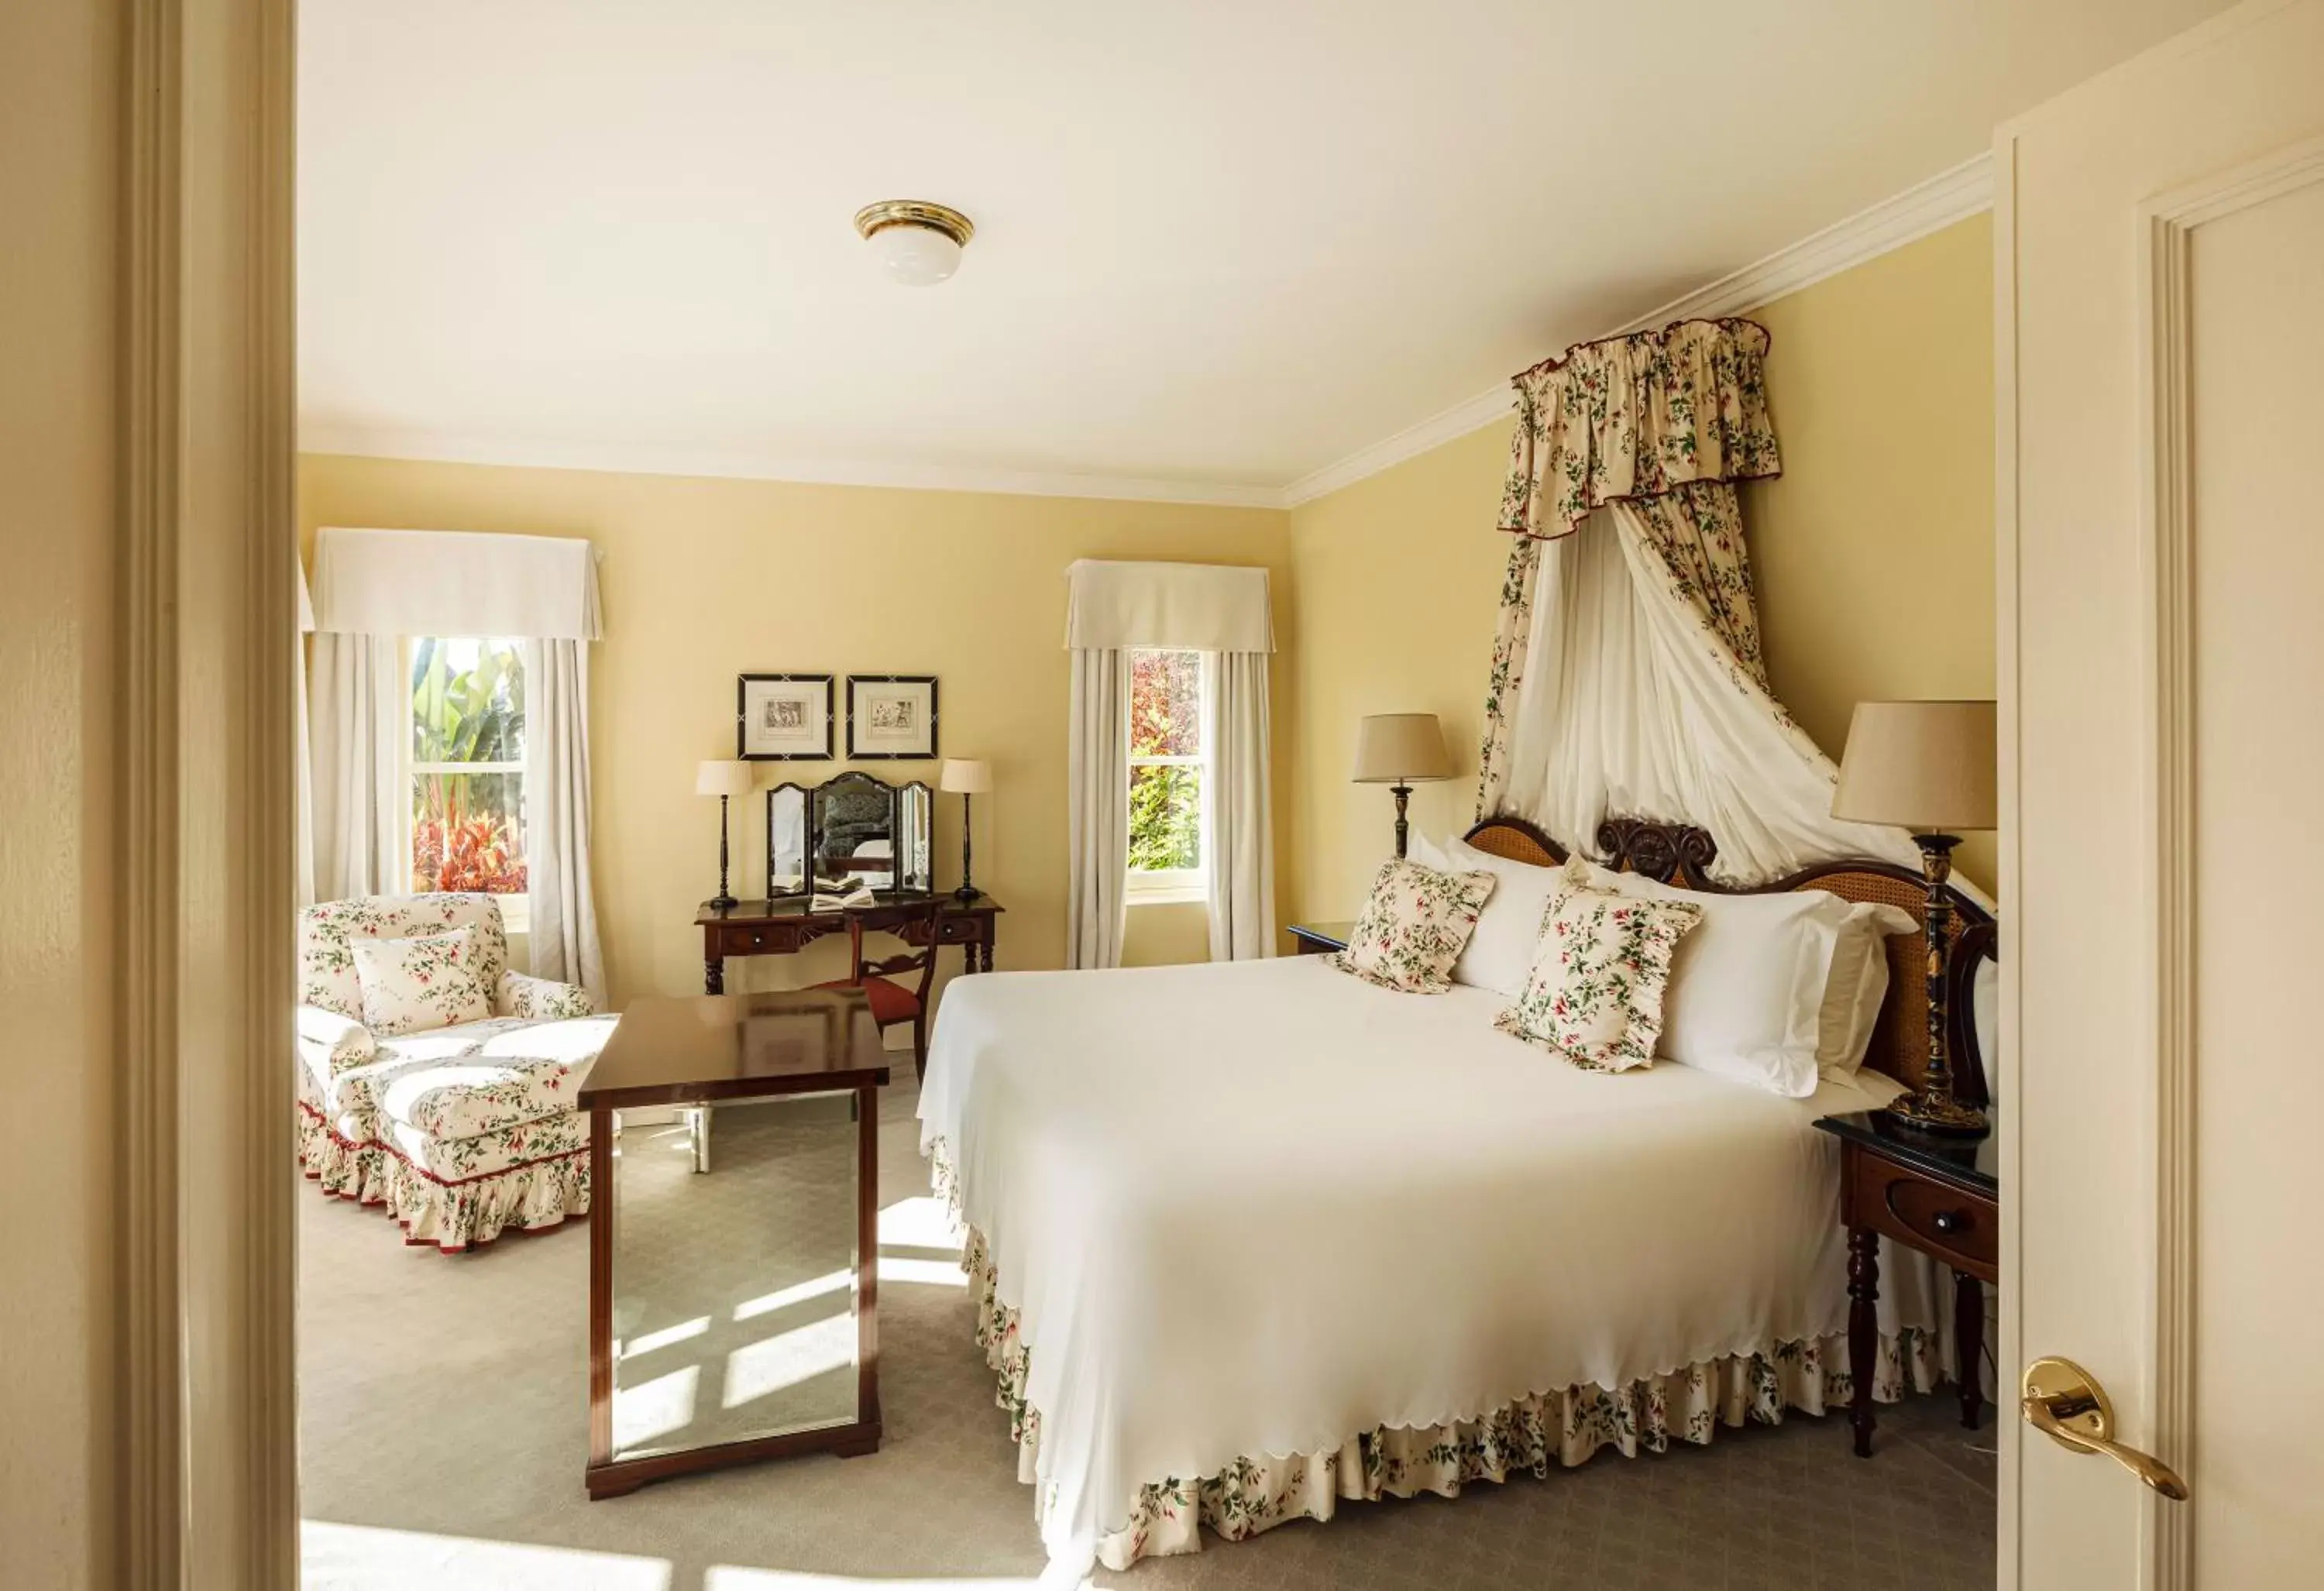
[
  {"left": 296, "top": 1100, "right": 588, "bottom": 1253},
  {"left": 956, "top": 1228, "right": 1944, "bottom": 1572}
]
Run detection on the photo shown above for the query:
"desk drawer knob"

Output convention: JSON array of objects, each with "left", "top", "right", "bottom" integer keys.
[{"left": 1932, "top": 1210, "right": 1969, "bottom": 1235}]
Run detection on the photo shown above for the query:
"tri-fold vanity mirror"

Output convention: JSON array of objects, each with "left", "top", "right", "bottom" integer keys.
[{"left": 765, "top": 771, "right": 933, "bottom": 895}]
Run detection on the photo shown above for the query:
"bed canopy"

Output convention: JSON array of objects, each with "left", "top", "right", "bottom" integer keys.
[{"left": 1474, "top": 317, "right": 1922, "bottom": 885}]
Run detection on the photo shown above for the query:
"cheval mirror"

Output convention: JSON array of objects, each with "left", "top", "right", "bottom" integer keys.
[{"left": 765, "top": 773, "right": 933, "bottom": 895}]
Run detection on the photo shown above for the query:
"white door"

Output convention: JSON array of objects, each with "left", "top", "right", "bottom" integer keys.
[{"left": 2001, "top": 2, "right": 2324, "bottom": 1585}]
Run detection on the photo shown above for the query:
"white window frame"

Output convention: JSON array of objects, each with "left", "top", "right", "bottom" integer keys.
[
  {"left": 1124, "top": 648, "right": 1211, "bottom": 906},
  {"left": 399, "top": 636, "right": 531, "bottom": 934}
]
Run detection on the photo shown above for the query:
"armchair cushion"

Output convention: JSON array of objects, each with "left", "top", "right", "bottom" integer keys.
[
  {"left": 352, "top": 924, "right": 493, "bottom": 1036},
  {"left": 377, "top": 1016, "right": 616, "bottom": 1139},
  {"left": 496, "top": 969, "right": 595, "bottom": 1021},
  {"left": 298, "top": 892, "right": 512, "bottom": 1019}
]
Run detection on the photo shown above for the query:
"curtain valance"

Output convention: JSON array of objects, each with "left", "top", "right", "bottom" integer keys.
[
  {"left": 311, "top": 527, "right": 603, "bottom": 640},
  {"left": 1064, "top": 560, "right": 1274, "bottom": 654},
  {"left": 1498, "top": 318, "right": 1780, "bottom": 538}
]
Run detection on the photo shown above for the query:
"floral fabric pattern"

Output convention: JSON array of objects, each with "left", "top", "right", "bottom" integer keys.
[
  {"left": 1495, "top": 861, "right": 1700, "bottom": 1071},
  {"left": 932, "top": 1139, "right": 1943, "bottom": 1572},
  {"left": 497, "top": 969, "right": 595, "bottom": 1021},
  {"left": 1499, "top": 318, "right": 1779, "bottom": 539},
  {"left": 352, "top": 924, "right": 493, "bottom": 1036},
  {"left": 297, "top": 892, "right": 512, "bottom": 1018},
  {"left": 380, "top": 1054, "right": 588, "bottom": 1139},
  {"left": 1328, "top": 858, "right": 1497, "bottom": 995},
  {"left": 297, "top": 1098, "right": 589, "bottom": 1252},
  {"left": 1474, "top": 319, "right": 1781, "bottom": 820}
]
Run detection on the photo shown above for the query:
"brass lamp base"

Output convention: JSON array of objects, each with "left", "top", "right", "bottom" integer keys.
[{"left": 1883, "top": 1088, "right": 1989, "bottom": 1137}]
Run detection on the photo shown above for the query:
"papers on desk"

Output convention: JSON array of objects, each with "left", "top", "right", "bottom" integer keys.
[{"left": 810, "top": 875, "right": 875, "bottom": 912}]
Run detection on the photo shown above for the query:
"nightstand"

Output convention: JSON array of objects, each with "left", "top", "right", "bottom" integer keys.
[
  {"left": 1286, "top": 921, "right": 1352, "bottom": 956},
  {"left": 1813, "top": 1109, "right": 1999, "bottom": 1458}
]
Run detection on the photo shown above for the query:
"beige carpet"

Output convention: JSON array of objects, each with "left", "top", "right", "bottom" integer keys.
[{"left": 299, "top": 1077, "right": 1997, "bottom": 1590}]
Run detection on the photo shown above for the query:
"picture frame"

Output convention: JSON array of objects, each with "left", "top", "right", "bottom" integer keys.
[
  {"left": 845, "top": 675, "right": 939, "bottom": 760},
  {"left": 737, "top": 673, "right": 834, "bottom": 761}
]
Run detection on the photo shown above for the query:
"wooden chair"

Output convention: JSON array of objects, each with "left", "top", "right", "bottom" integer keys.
[{"left": 809, "top": 896, "right": 947, "bottom": 1081}]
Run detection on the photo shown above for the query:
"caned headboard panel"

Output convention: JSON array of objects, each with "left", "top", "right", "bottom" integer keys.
[{"left": 1460, "top": 814, "right": 1995, "bottom": 1103}]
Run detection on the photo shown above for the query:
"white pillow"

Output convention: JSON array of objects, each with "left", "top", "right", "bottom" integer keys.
[
  {"left": 1571, "top": 858, "right": 1864, "bottom": 1098},
  {"left": 1408, "top": 832, "right": 1562, "bottom": 997},
  {"left": 1819, "top": 903, "right": 1919, "bottom": 1074}
]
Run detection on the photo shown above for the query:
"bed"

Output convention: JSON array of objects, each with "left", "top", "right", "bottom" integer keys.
[{"left": 918, "top": 816, "right": 1996, "bottom": 1574}]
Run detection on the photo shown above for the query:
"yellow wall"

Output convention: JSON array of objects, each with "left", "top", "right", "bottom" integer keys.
[
  {"left": 1745, "top": 214, "right": 1996, "bottom": 885},
  {"left": 297, "top": 455, "right": 1293, "bottom": 1007},
  {"left": 1287, "top": 215, "right": 1996, "bottom": 917}
]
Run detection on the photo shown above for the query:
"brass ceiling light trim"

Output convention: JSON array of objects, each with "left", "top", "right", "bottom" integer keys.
[{"left": 852, "top": 200, "right": 975, "bottom": 248}]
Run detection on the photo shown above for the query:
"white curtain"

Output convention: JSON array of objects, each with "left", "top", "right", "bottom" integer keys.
[
  {"left": 1204, "top": 652, "right": 1274, "bottom": 960},
  {"left": 1067, "top": 648, "right": 1129, "bottom": 969},
  {"left": 1494, "top": 507, "right": 1920, "bottom": 883},
  {"left": 307, "top": 632, "right": 402, "bottom": 900},
  {"left": 524, "top": 638, "right": 606, "bottom": 1004},
  {"left": 295, "top": 559, "right": 317, "bottom": 906}
]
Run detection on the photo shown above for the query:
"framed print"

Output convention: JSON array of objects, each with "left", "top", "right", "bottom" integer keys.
[
  {"left": 845, "top": 675, "right": 939, "bottom": 760},
  {"left": 737, "top": 673, "right": 834, "bottom": 761}
]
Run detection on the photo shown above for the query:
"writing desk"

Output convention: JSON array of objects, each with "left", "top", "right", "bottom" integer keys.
[{"left": 695, "top": 892, "right": 1005, "bottom": 994}]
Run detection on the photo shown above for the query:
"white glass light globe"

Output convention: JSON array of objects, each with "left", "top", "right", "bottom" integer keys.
[{"left": 870, "top": 223, "right": 963, "bottom": 287}]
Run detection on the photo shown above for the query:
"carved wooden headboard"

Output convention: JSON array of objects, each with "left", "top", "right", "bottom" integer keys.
[{"left": 1461, "top": 814, "right": 1996, "bottom": 1102}]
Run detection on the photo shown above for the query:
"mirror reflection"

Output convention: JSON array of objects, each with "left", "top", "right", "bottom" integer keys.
[
  {"left": 895, "top": 782, "right": 933, "bottom": 892},
  {"left": 607, "top": 1091, "right": 860, "bottom": 1462},
  {"left": 765, "top": 785, "right": 806, "bottom": 894}
]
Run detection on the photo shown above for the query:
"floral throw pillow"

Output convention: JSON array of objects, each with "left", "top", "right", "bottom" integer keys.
[
  {"left": 1329, "top": 858, "right": 1497, "bottom": 995},
  {"left": 352, "top": 925, "right": 493, "bottom": 1037},
  {"left": 1496, "top": 863, "right": 1703, "bottom": 1071}
]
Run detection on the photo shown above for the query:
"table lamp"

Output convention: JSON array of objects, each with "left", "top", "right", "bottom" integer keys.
[
  {"left": 696, "top": 759, "right": 755, "bottom": 910},
  {"left": 1832, "top": 699, "right": 1998, "bottom": 1136},
  {"left": 1351, "top": 713, "right": 1453, "bottom": 860},
  {"left": 940, "top": 758, "right": 992, "bottom": 902}
]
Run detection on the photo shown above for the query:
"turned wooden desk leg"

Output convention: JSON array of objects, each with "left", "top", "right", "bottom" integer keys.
[
  {"left": 1848, "top": 1225, "right": 1879, "bottom": 1458},
  {"left": 1955, "top": 1270, "right": 1984, "bottom": 1429},
  {"left": 703, "top": 952, "right": 724, "bottom": 995}
]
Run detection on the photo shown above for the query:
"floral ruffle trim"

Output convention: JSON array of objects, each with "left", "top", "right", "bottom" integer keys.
[
  {"left": 297, "top": 1101, "right": 587, "bottom": 1254},
  {"left": 933, "top": 1142, "right": 1943, "bottom": 1572}
]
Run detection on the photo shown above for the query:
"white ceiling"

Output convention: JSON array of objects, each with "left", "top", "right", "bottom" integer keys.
[{"left": 298, "top": 0, "right": 2229, "bottom": 502}]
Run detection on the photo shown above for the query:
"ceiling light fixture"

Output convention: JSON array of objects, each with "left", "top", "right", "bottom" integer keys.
[{"left": 853, "top": 200, "right": 975, "bottom": 287}]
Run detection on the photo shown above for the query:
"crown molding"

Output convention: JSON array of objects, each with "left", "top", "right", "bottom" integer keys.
[
  {"left": 1281, "top": 151, "right": 1995, "bottom": 507},
  {"left": 297, "top": 423, "right": 1291, "bottom": 511}
]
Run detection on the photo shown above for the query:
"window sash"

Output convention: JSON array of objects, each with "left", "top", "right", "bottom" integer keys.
[{"left": 401, "top": 638, "right": 531, "bottom": 925}]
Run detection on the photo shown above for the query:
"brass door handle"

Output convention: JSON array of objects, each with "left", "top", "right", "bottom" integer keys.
[{"left": 2020, "top": 1356, "right": 2189, "bottom": 1501}]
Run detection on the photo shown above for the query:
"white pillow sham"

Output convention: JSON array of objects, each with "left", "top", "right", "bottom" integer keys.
[
  {"left": 1569, "top": 857, "right": 1910, "bottom": 1097},
  {"left": 1409, "top": 832, "right": 1560, "bottom": 997}
]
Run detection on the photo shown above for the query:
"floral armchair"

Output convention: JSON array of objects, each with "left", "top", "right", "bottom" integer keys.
[{"left": 295, "top": 892, "right": 615, "bottom": 1252}]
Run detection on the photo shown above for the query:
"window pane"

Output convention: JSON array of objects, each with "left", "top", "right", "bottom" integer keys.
[
  {"left": 412, "top": 637, "right": 527, "bottom": 765},
  {"left": 1129, "top": 650, "right": 1201, "bottom": 758},
  {"left": 412, "top": 772, "right": 528, "bottom": 895},
  {"left": 1127, "top": 765, "right": 1201, "bottom": 872}
]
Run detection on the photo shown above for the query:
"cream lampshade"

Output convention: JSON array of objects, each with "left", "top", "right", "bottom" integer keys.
[
  {"left": 696, "top": 760, "right": 755, "bottom": 909},
  {"left": 939, "top": 758, "right": 993, "bottom": 901},
  {"left": 939, "top": 758, "right": 992, "bottom": 795},
  {"left": 1833, "top": 700, "right": 1998, "bottom": 1137},
  {"left": 1350, "top": 713, "right": 1453, "bottom": 859}
]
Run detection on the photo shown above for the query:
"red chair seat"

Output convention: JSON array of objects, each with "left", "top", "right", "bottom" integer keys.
[{"left": 808, "top": 974, "right": 921, "bottom": 1026}]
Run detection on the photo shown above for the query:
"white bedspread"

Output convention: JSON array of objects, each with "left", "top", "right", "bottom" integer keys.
[{"left": 920, "top": 956, "right": 1912, "bottom": 1565}]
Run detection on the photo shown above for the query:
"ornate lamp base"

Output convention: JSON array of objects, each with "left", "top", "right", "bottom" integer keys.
[{"left": 1884, "top": 1088, "right": 1989, "bottom": 1137}]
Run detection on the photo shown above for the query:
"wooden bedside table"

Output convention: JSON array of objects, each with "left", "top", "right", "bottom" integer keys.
[
  {"left": 1813, "top": 1109, "right": 1999, "bottom": 1458},
  {"left": 1286, "top": 921, "right": 1352, "bottom": 956}
]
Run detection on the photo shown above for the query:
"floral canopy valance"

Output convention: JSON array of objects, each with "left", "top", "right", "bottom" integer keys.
[{"left": 1497, "top": 318, "right": 1780, "bottom": 538}]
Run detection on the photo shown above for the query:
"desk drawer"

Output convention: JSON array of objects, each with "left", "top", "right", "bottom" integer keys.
[
  {"left": 1848, "top": 1153, "right": 1999, "bottom": 1277},
  {"left": 716, "top": 923, "right": 804, "bottom": 957},
  {"left": 933, "top": 915, "right": 984, "bottom": 945}
]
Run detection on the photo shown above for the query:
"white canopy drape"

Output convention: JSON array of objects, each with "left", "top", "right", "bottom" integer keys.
[{"left": 1478, "top": 319, "right": 1920, "bottom": 885}]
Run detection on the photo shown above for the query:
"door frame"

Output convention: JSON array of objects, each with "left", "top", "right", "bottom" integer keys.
[{"left": 120, "top": 0, "right": 300, "bottom": 1582}]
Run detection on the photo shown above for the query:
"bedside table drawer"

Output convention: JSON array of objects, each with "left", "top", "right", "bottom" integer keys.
[{"left": 1849, "top": 1153, "right": 1999, "bottom": 1276}]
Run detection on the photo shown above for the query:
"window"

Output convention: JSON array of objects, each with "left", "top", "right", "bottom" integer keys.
[
  {"left": 406, "top": 636, "right": 529, "bottom": 928},
  {"left": 1126, "top": 648, "right": 1207, "bottom": 902}
]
